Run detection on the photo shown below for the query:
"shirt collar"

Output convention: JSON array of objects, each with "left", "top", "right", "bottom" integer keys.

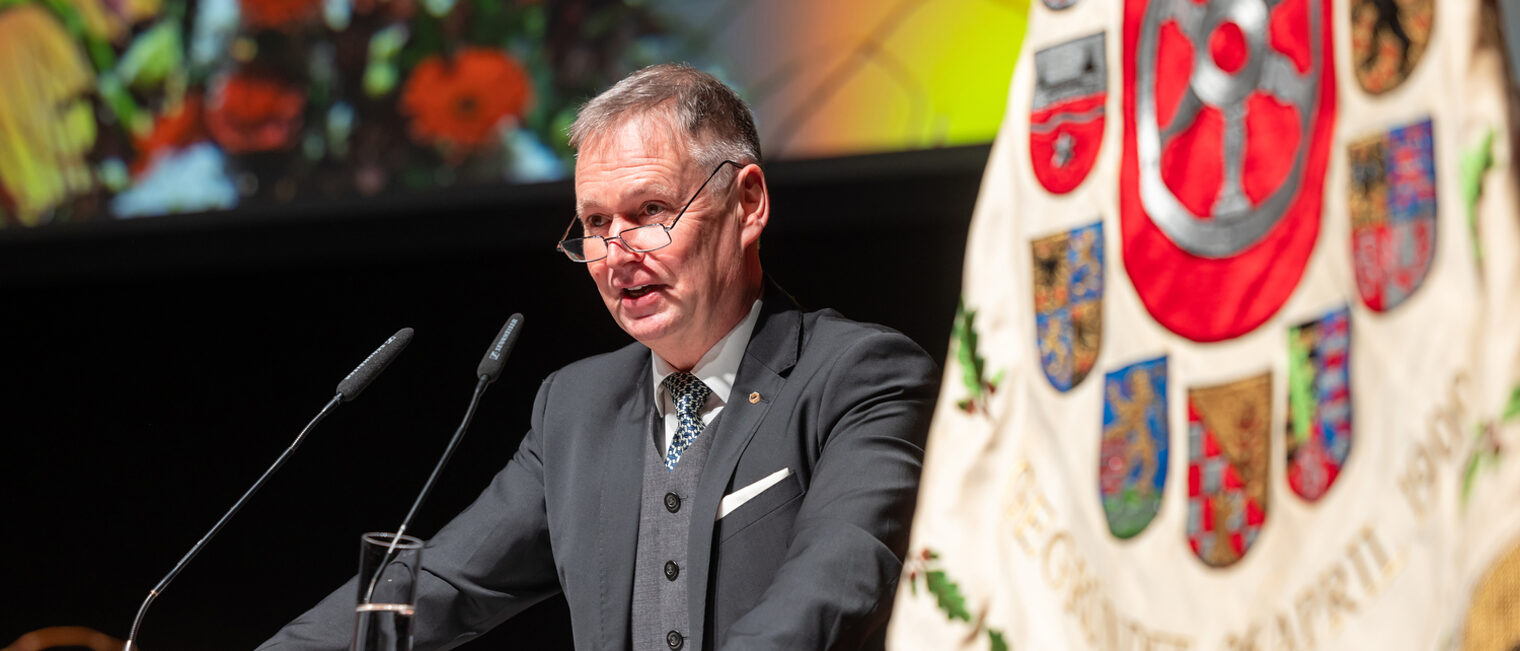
[{"left": 651, "top": 299, "right": 763, "bottom": 415}]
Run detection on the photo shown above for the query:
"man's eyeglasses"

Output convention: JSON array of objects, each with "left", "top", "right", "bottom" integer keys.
[{"left": 557, "top": 160, "right": 743, "bottom": 263}]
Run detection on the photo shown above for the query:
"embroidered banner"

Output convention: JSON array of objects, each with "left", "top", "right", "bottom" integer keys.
[{"left": 890, "top": 1, "right": 1520, "bottom": 649}]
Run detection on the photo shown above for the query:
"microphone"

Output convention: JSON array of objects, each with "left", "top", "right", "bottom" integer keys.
[
  {"left": 339, "top": 328, "right": 414, "bottom": 400},
  {"left": 362, "top": 314, "right": 524, "bottom": 604},
  {"left": 123, "top": 328, "right": 414, "bottom": 651},
  {"left": 476, "top": 313, "right": 525, "bottom": 385}
]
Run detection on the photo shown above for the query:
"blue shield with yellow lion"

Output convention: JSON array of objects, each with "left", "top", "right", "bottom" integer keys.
[{"left": 1099, "top": 356, "right": 1168, "bottom": 539}]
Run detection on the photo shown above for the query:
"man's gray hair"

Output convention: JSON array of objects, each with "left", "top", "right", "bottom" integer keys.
[{"left": 568, "top": 63, "right": 762, "bottom": 171}]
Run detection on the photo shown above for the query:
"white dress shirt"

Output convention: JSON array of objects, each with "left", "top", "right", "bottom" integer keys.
[{"left": 650, "top": 299, "right": 763, "bottom": 455}]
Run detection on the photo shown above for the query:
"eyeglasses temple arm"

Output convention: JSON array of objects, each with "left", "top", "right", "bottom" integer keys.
[{"left": 668, "top": 160, "right": 742, "bottom": 232}]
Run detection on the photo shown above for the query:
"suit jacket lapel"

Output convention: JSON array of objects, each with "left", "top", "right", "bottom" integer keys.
[
  {"left": 686, "top": 293, "right": 803, "bottom": 648},
  {"left": 598, "top": 362, "right": 652, "bottom": 649}
]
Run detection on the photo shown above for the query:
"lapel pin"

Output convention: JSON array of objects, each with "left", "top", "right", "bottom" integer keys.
[{"left": 748, "top": 392, "right": 761, "bottom": 404}]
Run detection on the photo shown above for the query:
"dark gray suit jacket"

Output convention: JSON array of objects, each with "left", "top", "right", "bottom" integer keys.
[{"left": 260, "top": 292, "right": 939, "bottom": 650}]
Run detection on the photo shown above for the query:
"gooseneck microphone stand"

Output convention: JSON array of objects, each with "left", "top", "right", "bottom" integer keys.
[
  {"left": 124, "top": 394, "right": 343, "bottom": 651},
  {"left": 360, "top": 314, "right": 523, "bottom": 606},
  {"left": 123, "top": 327, "right": 413, "bottom": 651}
]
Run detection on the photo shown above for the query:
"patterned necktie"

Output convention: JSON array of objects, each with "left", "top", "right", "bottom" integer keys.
[{"left": 662, "top": 372, "right": 712, "bottom": 471}]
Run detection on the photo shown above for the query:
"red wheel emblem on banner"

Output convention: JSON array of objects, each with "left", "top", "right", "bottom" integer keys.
[{"left": 1120, "top": 0, "right": 1336, "bottom": 342}]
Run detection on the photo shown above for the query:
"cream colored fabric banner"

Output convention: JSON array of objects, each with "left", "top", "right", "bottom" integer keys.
[{"left": 888, "top": 1, "right": 1520, "bottom": 649}]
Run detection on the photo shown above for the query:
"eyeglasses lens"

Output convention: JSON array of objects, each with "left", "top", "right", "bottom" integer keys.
[{"left": 620, "top": 224, "right": 669, "bottom": 252}]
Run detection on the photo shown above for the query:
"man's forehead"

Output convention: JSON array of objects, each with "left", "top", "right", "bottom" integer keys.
[
  {"left": 574, "top": 113, "right": 701, "bottom": 213},
  {"left": 576, "top": 109, "right": 690, "bottom": 161}
]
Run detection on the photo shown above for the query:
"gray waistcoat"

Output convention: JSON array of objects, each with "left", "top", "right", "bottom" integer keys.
[{"left": 631, "top": 409, "right": 722, "bottom": 651}]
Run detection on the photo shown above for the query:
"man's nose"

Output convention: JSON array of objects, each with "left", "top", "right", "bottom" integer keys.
[{"left": 604, "top": 230, "right": 642, "bottom": 265}]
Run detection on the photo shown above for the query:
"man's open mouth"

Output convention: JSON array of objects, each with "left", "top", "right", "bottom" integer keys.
[{"left": 623, "top": 284, "right": 658, "bottom": 298}]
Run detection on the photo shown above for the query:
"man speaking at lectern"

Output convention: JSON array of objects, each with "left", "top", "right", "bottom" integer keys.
[{"left": 262, "top": 63, "right": 938, "bottom": 651}]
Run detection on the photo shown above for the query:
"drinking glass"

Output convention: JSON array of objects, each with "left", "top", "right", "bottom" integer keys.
[{"left": 351, "top": 532, "right": 423, "bottom": 651}]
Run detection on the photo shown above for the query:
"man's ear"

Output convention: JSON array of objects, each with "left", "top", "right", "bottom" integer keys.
[{"left": 736, "top": 164, "right": 769, "bottom": 248}]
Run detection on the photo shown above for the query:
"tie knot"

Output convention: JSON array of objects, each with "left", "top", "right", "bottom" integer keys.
[{"left": 662, "top": 371, "right": 711, "bottom": 415}]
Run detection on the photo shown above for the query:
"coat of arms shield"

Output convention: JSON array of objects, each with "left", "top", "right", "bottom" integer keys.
[
  {"left": 1032, "top": 222, "right": 1103, "bottom": 392},
  {"left": 1350, "top": 0, "right": 1434, "bottom": 94},
  {"left": 1120, "top": 0, "right": 1336, "bottom": 342},
  {"left": 1099, "top": 356, "right": 1168, "bottom": 539},
  {"left": 1350, "top": 119, "right": 1437, "bottom": 312},
  {"left": 1030, "top": 33, "right": 1106, "bottom": 195},
  {"left": 1287, "top": 308, "right": 1353, "bottom": 502},
  {"left": 1187, "top": 372, "right": 1271, "bottom": 567}
]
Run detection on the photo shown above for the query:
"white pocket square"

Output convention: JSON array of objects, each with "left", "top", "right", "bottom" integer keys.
[{"left": 717, "top": 467, "right": 792, "bottom": 520}]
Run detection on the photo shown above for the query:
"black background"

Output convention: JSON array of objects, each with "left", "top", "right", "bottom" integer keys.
[{"left": 0, "top": 145, "right": 986, "bottom": 650}]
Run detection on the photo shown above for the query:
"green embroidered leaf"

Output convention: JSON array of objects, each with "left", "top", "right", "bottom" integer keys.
[
  {"left": 952, "top": 299, "right": 1001, "bottom": 415},
  {"left": 955, "top": 301, "right": 984, "bottom": 399},
  {"left": 988, "top": 629, "right": 1009, "bottom": 651},
  {"left": 1503, "top": 384, "right": 1520, "bottom": 423},
  {"left": 912, "top": 550, "right": 1002, "bottom": 644},
  {"left": 1462, "top": 423, "right": 1503, "bottom": 507},
  {"left": 925, "top": 569, "right": 972, "bottom": 622},
  {"left": 1462, "top": 447, "right": 1483, "bottom": 506},
  {"left": 1460, "top": 130, "right": 1495, "bottom": 266}
]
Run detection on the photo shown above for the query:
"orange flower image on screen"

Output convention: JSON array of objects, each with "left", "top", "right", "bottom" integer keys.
[
  {"left": 132, "top": 95, "right": 206, "bottom": 175},
  {"left": 239, "top": 0, "right": 320, "bottom": 31},
  {"left": 400, "top": 48, "right": 531, "bottom": 153},
  {"left": 206, "top": 72, "right": 305, "bottom": 153}
]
